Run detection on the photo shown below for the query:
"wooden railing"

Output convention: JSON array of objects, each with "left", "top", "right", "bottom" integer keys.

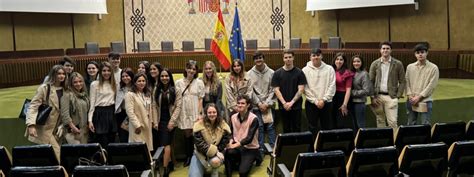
[{"left": 0, "top": 49, "right": 471, "bottom": 88}]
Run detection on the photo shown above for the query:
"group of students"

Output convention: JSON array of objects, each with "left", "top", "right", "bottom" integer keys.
[{"left": 24, "top": 41, "right": 439, "bottom": 177}]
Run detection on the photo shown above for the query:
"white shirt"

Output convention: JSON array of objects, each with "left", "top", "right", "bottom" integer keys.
[{"left": 379, "top": 57, "right": 391, "bottom": 93}]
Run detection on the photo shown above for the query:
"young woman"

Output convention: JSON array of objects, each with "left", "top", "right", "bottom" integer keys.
[
  {"left": 137, "top": 60, "right": 150, "bottom": 74},
  {"left": 168, "top": 60, "right": 205, "bottom": 167},
  {"left": 125, "top": 73, "right": 155, "bottom": 152},
  {"left": 85, "top": 61, "right": 100, "bottom": 91},
  {"left": 189, "top": 103, "right": 231, "bottom": 177},
  {"left": 115, "top": 68, "right": 134, "bottom": 143},
  {"left": 225, "top": 95, "right": 259, "bottom": 177},
  {"left": 331, "top": 52, "right": 355, "bottom": 129},
  {"left": 350, "top": 55, "right": 372, "bottom": 128},
  {"left": 225, "top": 59, "right": 253, "bottom": 119},
  {"left": 148, "top": 62, "right": 163, "bottom": 89},
  {"left": 201, "top": 61, "right": 225, "bottom": 118},
  {"left": 26, "top": 65, "right": 66, "bottom": 159},
  {"left": 155, "top": 68, "right": 182, "bottom": 177},
  {"left": 88, "top": 62, "right": 118, "bottom": 147},
  {"left": 61, "top": 72, "right": 89, "bottom": 144}
]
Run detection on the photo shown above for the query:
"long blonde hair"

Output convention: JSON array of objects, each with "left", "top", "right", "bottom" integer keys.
[
  {"left": 202, "top": 61, "right": 219, "bottom": 94},
  {"left": 68, "top": 72, "right": 87, "bottom": 96},
  {"left": 99, "top": 62, "right": 117, "bottom": 93}
]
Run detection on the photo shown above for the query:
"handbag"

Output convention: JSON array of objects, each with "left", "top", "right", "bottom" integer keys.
[{"left": 19, "top": 84, "right": 52, "bottom": 125}]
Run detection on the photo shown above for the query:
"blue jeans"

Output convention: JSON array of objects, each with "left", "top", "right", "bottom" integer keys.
[
  {"left": 353, "top": 102, "right": 366, "bottom": 128},
  {"left": 252, "top": 109, "right": 276, "bottom": 151},
  {"left": 406, "top": 101, "right": 433, "bottom": 125},
  {"left": 189, "top": 154, "right": 219, "bottom": 177}
]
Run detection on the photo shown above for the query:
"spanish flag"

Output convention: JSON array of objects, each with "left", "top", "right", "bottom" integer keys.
[{"left": 211, "top": 8, "right": 232, "bottom": 70}]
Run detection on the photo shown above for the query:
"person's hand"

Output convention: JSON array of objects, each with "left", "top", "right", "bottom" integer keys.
[
  {"left": 153, "top": 123, "right": 158, "bottom": 130},
  {"left": 258, "top": 103, "right": 268, "bottom": 112},
  {"left": 135, "top": 126, "right": 142, "bottom": 134},
  {"left": 216, "top": 152, "right": 225, "bottom": 161},
  {"left": 283, "top": 101, "right": 294, "bottom": 111},
  {"left": 410, "top": 95, "right": 421, "bottom": 105},
  {"left": 339, "top": 104, "right": 348, "bottom": 116},
  {"left": 371, "top": 97, "right": 381, "bottom": 106},
  {"left": 316, "top": 100, "right": 325, "bottom": 109},
  {"left": 88, "top": 121, "right": 95, "bottom": 133},
  {"left": 167, "top": 122, "right": 175, "bottom": 131},
  {"left": 70, "top": 125, "right": 81, "bottom": 134},
  {"left": 28, "top": 125, "right": 37, "bottom": 137},
  {"left": 197, "top": 114, "right": 203, "bottom": 121},
  {"left": 229, "top": 142, "right": 240, "bottom": 149}
]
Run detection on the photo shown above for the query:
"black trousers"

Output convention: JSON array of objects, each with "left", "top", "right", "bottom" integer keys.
[
  {"left": 281, "top": 109, "right": 302, "bottom": 133},
  {"left": 332, "top": 92, "right": 356, "bottom": 130},
  {"left": 305, "top": 101, "right": 333, "bottom": 137},
  {"left": 225, "top": 148, "right": 259, "bottom": 177}
]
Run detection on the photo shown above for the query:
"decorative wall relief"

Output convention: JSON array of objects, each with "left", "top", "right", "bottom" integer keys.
[{"left": 124, "top": 0, "right": 290, "bottom": 52}]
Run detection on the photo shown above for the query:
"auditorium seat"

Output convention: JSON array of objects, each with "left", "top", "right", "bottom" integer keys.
[
  {"left": 447, "top": 141, "right": 474, "bottom": 177},
  {"left": 398, "top": 143, "right": 448, "bottom": 177},
  {"left": 161, "top": 41, "right": 174, "bottom": 52},
  {"left": 12, "top": 144, "right": 59, "bottom": 167},
  {"left": 73, "top": 165, "right": 128, "bottom": 177},
  {"left": 354, "top": 127, "right": 393, "bottom": 149},
  {"left": 276, "top": 151, "right": 346, "bottom": 177},
  {"left": 110, "top": 41, "right": 125, "bottom": 53},
  {"left": 204, "top": 38, "right": 212, "bottom": 51},
  {"left": 85, "top": 42, "right": 100, "bottom": 55},
  {"left": 60, "top": 143, "right": 106, "bottom": 174},
  {"left": 431, "top": 122, "right": 466, "bottom": 146},
  {"left": 309, "top": 37, "right": 322, "bottom": 49},
  {"left": 266, "top": 131, "right": 313, "bottom": 177},
  {"left": 0, "top": 146, "right": 12, "bottom": 177},
  {"left": 328, "top": 37, "right": 341, "bottom": 49},
  {"left": 346, "top": 146, "right": 398, "bottom": 177},
  {"left": 182, "top": 41, "right": 194, "bottom": 51},
  {"left": 269, "top": 39, "right": 282, "bottom": 49},
  {"left": 394, "top": 124, "right": 431, "bottom": 152},
  {"left": 466, "top": 120, "right": 474, "bottom": 140},
  {"left": 10, "top": 166, "right": 68, "bottom": 177},
  {"left": 106, "top": 142, "right": 163, "bottom": 177},
  {"left": 289, "top": 38, "right": 301, "bottom": 49},
  {"left": 137, "top": 41, "right": 150, "bottom": 53},
  {"left": 245, "top": 39, "right": 257, "bottom": 50},
  {"left": 314, "top": 128, "right": 354, "bottom": 156}
]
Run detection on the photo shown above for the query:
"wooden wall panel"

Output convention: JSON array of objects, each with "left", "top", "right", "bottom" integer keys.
[
  {"left": 450, "top": 0, "right": 474, "bottom": 50},
  {"left": 290, "top": 0, "right": 320, "bottom": 42},
  {"left": 0, "top": 13, "right": 14, "bottom": 51},
  {"left": 14, "top": 13, "right": 73, "bottom": 50},
  {"left": 390, "top": 0, "right": 448, "bottom": 49},
  {"left": 317, "top": 10, "right": 338, "bottom": 42},
  {"left": 339, "top": 7, "right": 389, "bottom": 42},
  {"left": 74, "top": 0, "right": 124, "bottom": 50}
]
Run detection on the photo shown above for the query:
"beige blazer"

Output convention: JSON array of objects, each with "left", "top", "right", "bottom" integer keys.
[
  {"left": 125, "top": 92, "right": 154, "bottom": 151},
  {"left": 25, "top": 84, "right": 61, "bottom": 144}
]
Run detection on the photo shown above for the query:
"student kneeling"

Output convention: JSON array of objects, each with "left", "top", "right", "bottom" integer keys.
[
  {"left": 225, "top": 95, "right": 260, "bottom": 177},
  {"left": 189, "top": 103, "right": 231, "bottom": 177}
]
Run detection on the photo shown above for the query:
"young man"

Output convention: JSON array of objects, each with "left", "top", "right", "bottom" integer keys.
[
  {"left": 271, "top": 49, "right": 307, "bottom": 133},
  {"left": 302, "top": 48, "right": 336, "bottom": 136},
  {"left": 247, "top": 51, "right": 276, "bottom": 164},
  {"left": 405, "top": 43, "right": 439, "bottom": 125},
  {"left": 108, "top": 52, "right": 122, "bottom": 86},
  {"left": 43, "top": 55, "right": 75, "bottom": 83},
  {"left": 369, "top": 41, "right": 406, "bottom": 129}
]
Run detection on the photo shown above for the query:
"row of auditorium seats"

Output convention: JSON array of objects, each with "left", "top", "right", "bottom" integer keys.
[
  {"left": 266, "top": 120, "right": 474, "bottom": 177},
  {"left": 0, "top": 142, "right": 163, "bottom": 177}
]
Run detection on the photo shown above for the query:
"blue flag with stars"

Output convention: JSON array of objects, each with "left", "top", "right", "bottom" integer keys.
[{"left": 229, "top": 6, "right": 245, "bottom": 62}]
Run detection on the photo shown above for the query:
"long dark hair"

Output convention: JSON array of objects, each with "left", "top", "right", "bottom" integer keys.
[
  {"left": 203, "top": 103, "right": 223, "bottom": 130},
  {"left": 155, "top": 68, "right": 176, "bottom": 106},
  {"left": 332, "top": 52, "right": 348, "bottom": 74},
  {"left": 149, "top": 62, "right": 163, "bottom": 88},
  {"left": 120, "top": 68, "right": 134, "bottom": 88},
  {"left": 130, "top": 73, "right": 151, "bottom": 96},
  {"left": 350, "top": 55, "right": 366, "bottom": 72}
]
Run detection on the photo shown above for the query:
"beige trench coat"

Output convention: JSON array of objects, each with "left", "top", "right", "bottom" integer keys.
[{"left": 125, "top": 92, "right": 155, "bottom": 151}]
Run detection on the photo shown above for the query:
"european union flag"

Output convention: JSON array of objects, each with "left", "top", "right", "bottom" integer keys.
[{"left": 229, "top": 6, "right": 245, "bottom": 62}]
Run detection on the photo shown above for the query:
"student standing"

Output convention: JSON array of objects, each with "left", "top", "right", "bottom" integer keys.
[{"left": 61, "top": 72, "right": 89, "bottom": 144}]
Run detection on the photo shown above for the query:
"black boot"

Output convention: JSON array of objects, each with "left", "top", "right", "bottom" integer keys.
[
  {"left": 183, "top": 136, "right": 193, "bottom": 167},
  {"left": 163, "top": 167, "right": 170, "bottom": 177},
  {"left": 168, "top": 161, "right": 174, "bottom": 171}
]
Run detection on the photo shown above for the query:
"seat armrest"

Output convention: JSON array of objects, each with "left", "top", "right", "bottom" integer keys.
[
  {"left": 141, "top": 169, "right": 152, "bottom": 177},
  {"left": 264, "top": 143, "right": 273, "bottom": 154},
  {"left": 277, "top": 163, "right": 291, "bottom": 177},
  {"left": 152, "top": 146, "right": 164, "bottom": 161}
]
